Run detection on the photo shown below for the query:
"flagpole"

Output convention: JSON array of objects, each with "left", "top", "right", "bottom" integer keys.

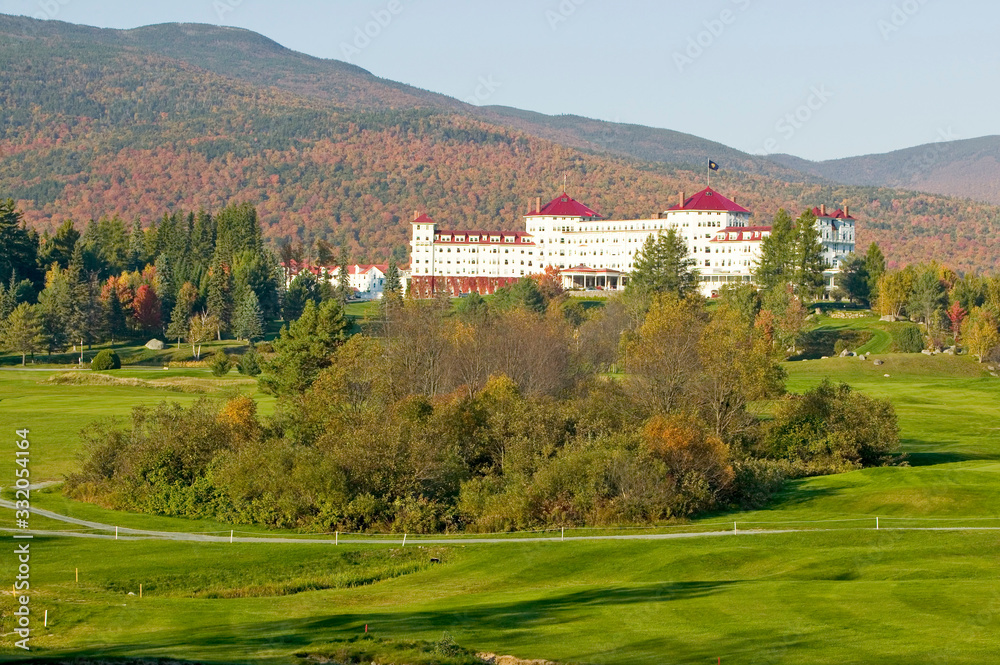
[{"left": 707, "top": 159, "right": 711, "bottom": 188}]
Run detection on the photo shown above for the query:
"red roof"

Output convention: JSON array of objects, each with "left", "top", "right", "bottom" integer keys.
[
  {"left": 810, "top": 207, "right": 855, "bottom": 220},
  {"left": 412, "top": 213, "right": 436, "bottom": 224},
  {"left": 667, "top": 187, "right": 750, "bottom": 214},
  {"left": 526, "top": 193, "right": 602, "bottom": 218}
]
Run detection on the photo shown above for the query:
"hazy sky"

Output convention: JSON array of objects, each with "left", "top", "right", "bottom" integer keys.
[{"left": 1, "top": 0, "right": 994, "bottom": 161}]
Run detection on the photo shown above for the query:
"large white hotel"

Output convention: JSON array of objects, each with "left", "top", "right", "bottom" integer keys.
[{"left": 408, "top": 187, "right": 855, "bottom": 298}]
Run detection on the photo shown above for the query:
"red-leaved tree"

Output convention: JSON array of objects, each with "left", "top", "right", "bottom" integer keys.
[
  {"left": 947, "top": 301, "right": 968, "bottom": 344},
  {"left": 132, "top": 284, "right": 162, "bottom": 333}
]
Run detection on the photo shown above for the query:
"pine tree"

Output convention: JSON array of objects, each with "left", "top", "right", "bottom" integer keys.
[
  {"left": 336, "top": 249, "right": 352, "bottom": 305},
  {"left": 628, "top": 229, "right": 698, "bottom": 298},
  {"left": 0, "top": 199, "right": 41, "bottom": 289},
  {"left": 754, "top": 208, "right": 795, "bottom": 292},
  {"left": 127, "top": 218, "right": 145, "bottom": 271},
  {"left": 0, "top": 273, "right": 18, "bottom": 323},
  {"left": 232, "top": 289, "right": 265, "bottom": 342},
  {"left": 153, "top": 253, "right": 175, "bottom": 325},
  {"left": 206, "top": 257, "right": 234, "bottom": 339},
  {"left": 37, "top": 263, "right": 74, "bottom": 357},
  {"left": 792, "top": 210, "right": 826, "bottom": 300},
  {"left": 37, "top": 220, "right": 80, "bottom": 270},
  {"left": 865, "top": 243, "right": 886, "bottom": 304},
  {"left": 2, "top": 303, "right": 43, "bottom": 365},
  {"left": 104, "top": 288, "right": 128, "bottom": 347},
  {"left": 258, "top": 299, "right": 347, "bottom": 395},
  {"left": 384, "top": 259, "right": 402, "bottom": 295}
]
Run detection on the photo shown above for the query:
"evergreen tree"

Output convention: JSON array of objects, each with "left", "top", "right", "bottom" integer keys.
[
  {"left": 838, "top": 253, "right": 870, "bottom": 305},
  {"left": 236, "top": 342, "right": 263, "bottom": 376},
  {"left": 384, "top": 259, "right": 402, "bottom": 296},
  {"left": 206, "top": 257, "right": 234, "bottom": 339},
  {"left": 754, "top": 208, "right": 796, "bottom": 292},
  {"left": 153, "top": 253, "right": 175, "bottom": 325},
  {"left": 628, "top": 229, "right": 698, "bottom": 298},
  {"left": 0, "top": 199, "right": 41, "bottom": 289},
  {"left": 2, "top": 303, "right": 43, "bottom": 365},
  {"left": 0, "top": 281, "right": 13, "bottom": 324},
  {"left": 232, "top": 289, "right": 265, "bottom": 342},
  {"left": 283, "top": 271, "right": 319, "bottom": 321},
  {"left": 104, "top": 288, "right": 128, "bottom": 347},
  {"left": 865, "top": 243, "right": 886, "bottom": 304},
  {"left": 259, "top": 299, "right": 347, "bottom": 395},
  {"left": 167, "top": 281, "right": 198, "bottom": 348},
  {"left": 336, "top": 248, "right": 352, "bottom": 304},
  {"left": 908, "top": 267, "right": 947, "bottom": 327},
  {"left": 127, "top": 218, "right": 146, "bottom": 271},
  {"left": 37, "top": 263, "right": 75, "bottom": 356},
  {"left": 37, "top": 219, "right": 80, "bottom": 270},
  {"left": 214, "top": 203, "right": 262, "bottom": 265},
  {"left": 792, "top": 210, "right": 826, "bottom": 300}
]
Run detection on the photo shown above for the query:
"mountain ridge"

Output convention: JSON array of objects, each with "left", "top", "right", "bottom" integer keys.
[{"left": 2, "top": 14, "right": 1000, "bottom": 273}]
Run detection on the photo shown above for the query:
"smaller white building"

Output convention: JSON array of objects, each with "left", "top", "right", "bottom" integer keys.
[{"left": 282, "top": 261, "right": 405, "bottom": 300}]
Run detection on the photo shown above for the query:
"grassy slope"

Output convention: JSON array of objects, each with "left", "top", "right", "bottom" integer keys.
[{"left": 2, "top": 352, "right": 1000, "bottom": 663}]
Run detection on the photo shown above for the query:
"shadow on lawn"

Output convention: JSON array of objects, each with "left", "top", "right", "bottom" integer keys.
[{"left": 33, "top": 582, "right": 737, "bottom": 661}]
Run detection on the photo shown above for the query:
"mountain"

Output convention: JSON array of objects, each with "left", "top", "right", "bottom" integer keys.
[
  {"left": 2, "top": 14, "right": 1000, "bottom": 273},
  {"left": 770, "top": 136, "right": 1000, "bottom": 205}
]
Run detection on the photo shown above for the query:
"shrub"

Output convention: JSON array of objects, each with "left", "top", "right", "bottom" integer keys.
[
  {"left": 91, "top": 349, "right": 121, "bottom": 371},
  {"left": 891, "top": 323, "right": 924, "bottom": 353},
  {"left": 237, "top": 344, "right": 262, "bottom": 376},
  {"left": 208, "top": 352, "right": 234, "bottom": 377}
]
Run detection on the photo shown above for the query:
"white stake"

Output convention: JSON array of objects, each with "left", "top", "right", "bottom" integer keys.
[
  {"left": 139, "top": 584, "right": 142, "bottom": 598},
  {"left": 335, "top": 531, "right": 339, "bottom": 546},
  {"left": 44, "top": 610, "right": 48, "bottom": 627},
  {"left": 561, "top": 526, "right": 564, "bottom": 541},
  {"left": 402, "top": 533, "right": 407, "bottom": 547},
  {"left": 876, "top": 517, "right": 879, "bottom": 530},
  {"left": 115, "top": 526, "right": 118, "bottom": 540},
  {"left": 230, "top": 529, "right": 233, "bottom": 543},
  {"left": 75, "top": 568, "right": 78, "bottom": 583},
  {"left": 734, "top": 522, "right": 737, "bottom": 534}
]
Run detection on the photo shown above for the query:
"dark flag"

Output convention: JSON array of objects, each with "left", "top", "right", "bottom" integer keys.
[{"left": 708, "top": 160, "right": 720, "bottom": 171}]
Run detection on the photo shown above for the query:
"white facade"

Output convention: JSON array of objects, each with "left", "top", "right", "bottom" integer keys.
[{"left": 409, "top": 190, "right": 855, "bottom": 298}]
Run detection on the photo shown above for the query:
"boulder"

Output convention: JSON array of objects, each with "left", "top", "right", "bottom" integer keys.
[
  {"left": 145, "top": 339, "right": 165, "bottom": 350},
  {"left": 884, "top": 374, "right": 891, "bottom": 378},
  {"left": 943, "top": 347, "right": 956, "bottom": 355},
  {"left": 879, "top": 315, "right": 896, "bottom": 322},
  {"left": 873, "top": 359, "right": 884, "bottom": 366},
  {"left": 988, "top": 366, "right": 996, "bottom": 371},
  {"left": 921, "top": 349, "right": 933, "bottom": 355}
]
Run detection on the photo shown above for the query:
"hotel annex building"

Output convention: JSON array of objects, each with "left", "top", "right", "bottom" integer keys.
[{"left": 408, "top": 187, "right": 855, "bottom": 298}]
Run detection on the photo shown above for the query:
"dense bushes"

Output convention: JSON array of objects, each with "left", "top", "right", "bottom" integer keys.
[
  {"left": 891, "top": 323, "right": 925, "bottom": 353},
  {"left": 67, "top": 296, "right": 901, "bottom": 533},
  {"left": 91, "top": 349, "right": 121, "bottom": 370}
]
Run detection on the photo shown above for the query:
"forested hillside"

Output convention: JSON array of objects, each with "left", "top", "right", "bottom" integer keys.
[{"left": 3, "top": 14, "right": 1000, "bottom": 272}]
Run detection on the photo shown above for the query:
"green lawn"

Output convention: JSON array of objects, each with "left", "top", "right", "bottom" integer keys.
[{"left": 2, "top": 353, "right": 1000, "bottom": 663}]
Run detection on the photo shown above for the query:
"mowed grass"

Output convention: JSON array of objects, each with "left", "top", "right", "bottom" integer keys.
[
  {"left": 0, "top": 367, "right": 275, "bottom": 482},
  {"left": 2, "top": 352, "right": 1000, "bottom": 662},
  {"left": 4, "top": 530, "right": 1000, "bottom": 664}
]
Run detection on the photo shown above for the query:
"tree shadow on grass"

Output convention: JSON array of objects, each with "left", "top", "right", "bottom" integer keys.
[
  {"left": 905, "top": 451, "right": 994, "bottom": 466},
  {"left": 31, "top": 582, "right": 737, "bottom": 663}
]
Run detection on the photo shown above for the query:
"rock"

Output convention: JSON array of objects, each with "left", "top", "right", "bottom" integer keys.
[
  {"left": 943, "top": 347, "right": 956, "bottom": 355},
  {"left": 840, "top": 349, "right": 850, "bottom": 357},
  {"left": 873, "top": 359, "right": 884, "bottom": 366},
  {"left": 815, "top": 307, "right": 823, "bottom": 316},
  {"left": 145, "top": 338, "right": 165, "bottom": 350},
  {"left": 879, "top": 315, "right": 896, "bottom": 322},
  {"left": 821, "top": 356, "right": 829, "bottom": 360},
  {"left": 988, "top": 366, "right": 996, "bottom": 371},
  {"left": 884, "top": 374, "right": 891, "bottom": 378},
  {"left": 865, "top": 352, "right": 871, "bottom": 357},
  {"left": 921, "top": 349, "right": 933, "bottom": 355},
  {"left": 992, "top": 372, "right": 998, "bottom": 378}
]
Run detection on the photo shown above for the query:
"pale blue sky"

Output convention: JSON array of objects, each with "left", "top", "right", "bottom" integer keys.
[{"left": 1, "top": 0, "right": 994, "bottom": 161}]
